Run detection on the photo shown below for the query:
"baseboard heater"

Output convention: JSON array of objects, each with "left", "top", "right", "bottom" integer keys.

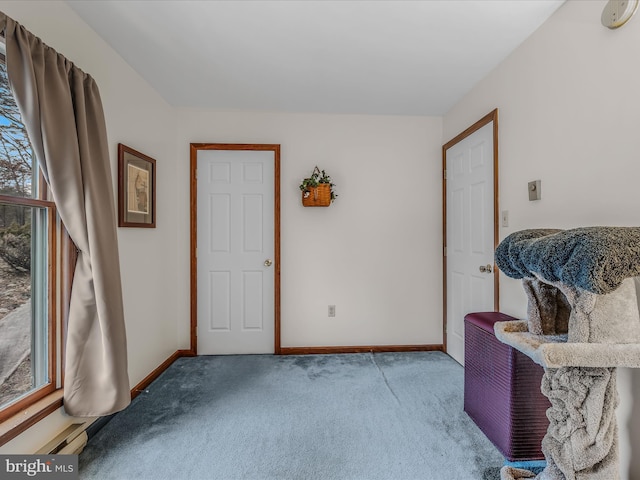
[{"left": 35, "top": 421, "right": 95, "bottom": 455}]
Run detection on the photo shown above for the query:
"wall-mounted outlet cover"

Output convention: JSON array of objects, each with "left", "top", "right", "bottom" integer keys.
[
  {"left": 328, "top": 305, "right": 336, "bottom": 317},
  {"left": 528, "top": 180, "right": 541, "bottom": 201}
]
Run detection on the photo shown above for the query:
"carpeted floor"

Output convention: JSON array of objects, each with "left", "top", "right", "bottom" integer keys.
[{"left": 79, "top": 352, "right": 505, "bottom": 480}]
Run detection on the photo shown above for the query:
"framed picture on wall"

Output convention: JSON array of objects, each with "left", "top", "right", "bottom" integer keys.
[{"left": 118, "top": 143, "right": 156, "bottom": 228}]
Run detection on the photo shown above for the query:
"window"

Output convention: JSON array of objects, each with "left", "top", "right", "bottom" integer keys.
[
  {"left": 0, "top": 18, "right": 126, "bottom": 431},
  {"left": 0, "top": 44, "right": 70, "bottom": 433}
]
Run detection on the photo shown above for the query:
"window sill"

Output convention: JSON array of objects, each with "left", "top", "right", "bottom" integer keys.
[{"left": 0, "top": 389, "right": 63, "bottom": 447}]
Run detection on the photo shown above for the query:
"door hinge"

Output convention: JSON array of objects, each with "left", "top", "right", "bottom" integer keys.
[
  {"left": 195, "top": 169, "right": 198, "bottom": 180},
  {"left": 195, "top": 247, "right": 198, "bottom": 258},
  {"left": 443, "top": 169, "right": 447, "bottom": 180},
  {"left": 443, "top": 246, "right": 447, "bottom": 257}
]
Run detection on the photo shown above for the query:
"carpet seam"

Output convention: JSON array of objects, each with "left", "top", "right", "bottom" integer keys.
[{"left": 369, "top": 353, "right": 401, "bottom": 405}]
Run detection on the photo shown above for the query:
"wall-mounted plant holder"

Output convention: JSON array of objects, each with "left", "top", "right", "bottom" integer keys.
[
  {"left": 299, "top": 166, "right": 337, "bottom": 207},
  {"left": 302, "top": 183, "right": 331, "bottom": 207}
]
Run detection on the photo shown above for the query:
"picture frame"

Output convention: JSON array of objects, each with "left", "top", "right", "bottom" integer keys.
[{"left": 118, "top": 143, "right": 156, "bottom": 228}]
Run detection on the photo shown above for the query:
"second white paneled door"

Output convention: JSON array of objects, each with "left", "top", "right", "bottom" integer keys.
[
  {"left": 444, "top": 113, "right": 498, "bottom": 366},
  {"left": 196, "top": 147, "right": 277, "bottom": 354}
]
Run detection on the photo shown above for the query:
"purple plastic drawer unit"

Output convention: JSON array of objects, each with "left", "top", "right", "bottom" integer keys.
[{"left": 463, "top": 312, "right": 550, "bottom": 462}]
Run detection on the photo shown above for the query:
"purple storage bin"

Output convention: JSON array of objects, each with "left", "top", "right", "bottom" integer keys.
[{"left": 463, "top": 312, "right": 550, "bottom": 462}]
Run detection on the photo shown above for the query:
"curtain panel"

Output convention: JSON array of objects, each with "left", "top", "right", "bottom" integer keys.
[{"left": 0, "top": 13, "right": 130, "bottom": 416}]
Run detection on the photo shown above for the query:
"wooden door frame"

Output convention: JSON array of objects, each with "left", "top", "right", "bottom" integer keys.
[
  {"left": 442, "top": 109, "right": 499, "bottom": 353},
  {"left": 189, "top": 143, "right": 281, "bottom": 355}
]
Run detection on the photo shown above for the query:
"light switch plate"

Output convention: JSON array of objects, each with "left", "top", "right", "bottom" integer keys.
[{"left": 502, "top": 210, "right": 509, "bottom": 227}]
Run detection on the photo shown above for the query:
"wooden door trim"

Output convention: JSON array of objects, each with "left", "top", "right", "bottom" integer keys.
[
  {"left": 442, "top": 109, "right": 499, "bottom": 353},
  {"left": 189, "top": 143, "right": 281, "bottom": 355}
]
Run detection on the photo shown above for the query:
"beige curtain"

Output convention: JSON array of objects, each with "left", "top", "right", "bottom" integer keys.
[{"left": 0, "top": 13, "right": 130, "bottom": 416}]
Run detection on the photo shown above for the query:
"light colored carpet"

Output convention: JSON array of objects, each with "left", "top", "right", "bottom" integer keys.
[{"left": 79, "top": 352, "right": 504, "bottom": 480}]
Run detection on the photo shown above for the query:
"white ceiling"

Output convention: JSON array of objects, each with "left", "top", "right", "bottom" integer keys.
[{"left": 67, "top": 0, "right": 565, "bottom": 116}]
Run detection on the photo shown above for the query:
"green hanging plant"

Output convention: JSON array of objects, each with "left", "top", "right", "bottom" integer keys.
[{"left": 299, "top": 166, "right": 337, "bottom": 203}]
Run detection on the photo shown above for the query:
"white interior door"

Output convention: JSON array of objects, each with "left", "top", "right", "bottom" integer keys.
[
  {"left": 197, "top": 149, "right": 275, "bottom": 354},
  {"left": 445, "top": 121, "right": 496, "bottom": 365}
]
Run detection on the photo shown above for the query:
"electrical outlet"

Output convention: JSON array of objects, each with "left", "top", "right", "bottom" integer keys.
[
  {"left": 328, "top": 305, "right": 336, "bottom": 317},
  {"left": 501, "top": 210, "right": 509, "bottom": 227}
]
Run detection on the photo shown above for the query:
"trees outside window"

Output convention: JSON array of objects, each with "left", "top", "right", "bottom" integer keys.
[{"left": 0, "top": 53, "right": 58, "bottom": 418}]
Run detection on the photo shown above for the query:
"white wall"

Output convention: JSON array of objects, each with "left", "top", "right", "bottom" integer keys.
[
  {"left": 176, "top": 110, "right": 443, "bottom": 348},
  {"left": 0, "top": 1, "right": 180, "bottom": 453},
  {"left": 443, "top": 1, "right": 640, "bottom": 478}
]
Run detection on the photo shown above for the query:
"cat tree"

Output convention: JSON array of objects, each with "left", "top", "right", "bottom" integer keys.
[{"left": 493, "top": 227, "right": 640, "bottom": 480}]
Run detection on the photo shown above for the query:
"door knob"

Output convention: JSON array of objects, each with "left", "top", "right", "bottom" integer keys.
[
  {"left": 479, "top": 264, "right": 493, "bottom": 273},
  {"left": 264, "top": 259, "right": 273, "bottom": 267}
]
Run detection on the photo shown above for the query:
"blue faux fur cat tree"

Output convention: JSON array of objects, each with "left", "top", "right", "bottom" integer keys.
[{"left": 494, "top": 227, "right": 640, "bottom": 480}]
